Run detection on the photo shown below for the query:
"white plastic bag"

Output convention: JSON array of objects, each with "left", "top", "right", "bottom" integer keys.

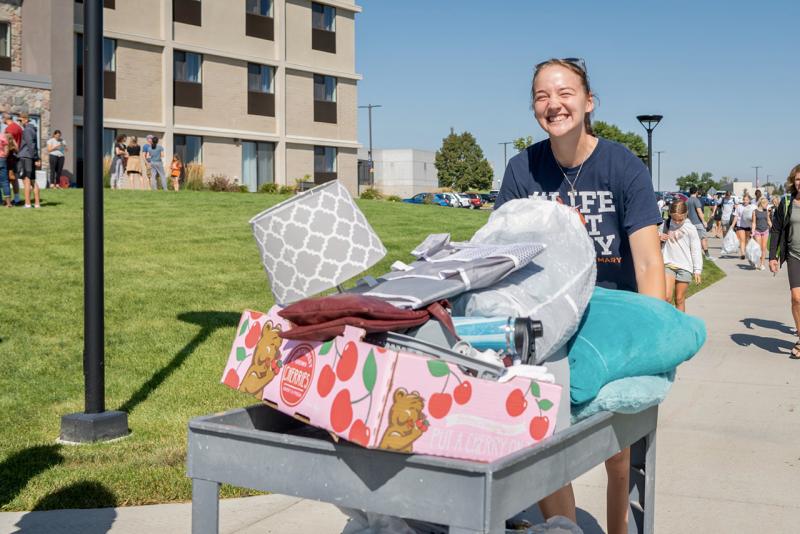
[
  {"left": 451, "top": 199, "right": 596, "bottom": 363},
  {"left": 721, "top": 228, "right": 739, "bottom": 255},
  {"left": 745, "top": 237, "right": 761, "bottom": 266}
]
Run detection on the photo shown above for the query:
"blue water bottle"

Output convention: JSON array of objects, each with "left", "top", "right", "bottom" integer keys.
[{"left": 450, "top": 316, "right": 543, "bottom": 364}]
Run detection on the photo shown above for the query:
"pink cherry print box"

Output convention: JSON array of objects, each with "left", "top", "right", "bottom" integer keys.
[{"left": 221, "top": 307, "right": 562, "bottom": 463}]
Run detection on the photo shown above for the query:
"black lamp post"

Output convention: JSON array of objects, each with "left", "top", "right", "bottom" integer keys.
[
  {"left": 358, "top": 103, "right": 381, "bottom": 192},
  {"left": 636, "top": 115, "right": 663, "bottom": 179},
  {"left": 60, "top": 0, "right": 128, "bottom": 443}
]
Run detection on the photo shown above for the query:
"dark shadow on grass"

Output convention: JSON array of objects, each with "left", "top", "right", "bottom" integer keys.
[
  {"left": 730, "top": 333, "right": 794, "bottom": 355},
  {"left": 741, "top": 318, "right": 795, "bottom": 336},
  {"left": 39, "top": 201, "right": 63, "bottom": 207},
  {"left": 11, "top": 481, "right": 117, "bottom": 534},
  {"left": 0, "top": 445, "right": 64, "bottom": 508},
  {"left": 118, "top": 311, "right": 241, "bottom": 414}
]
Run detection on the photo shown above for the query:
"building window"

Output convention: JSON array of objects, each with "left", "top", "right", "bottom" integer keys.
[
  {"left": 246, "top": 0, "right": 274, "bottom": 40},
  {"left": 242, "top": 141, "right": 274, "bottom": 192},
  {"left": 0, "top": 22, "right": 10, "bottom": 71},
  {"left": 75, "top": 0, "right": 116, "bottom": 7},
  {"left": 247, "top": 63, "right": 275, "bottom": 117},
  {"left": 313, "top": 74, "right": 337, "bottom": 123},
  {"left": 75, "top": 35, "right": 116, "bottom": 98},
  {"left": 75, "top": 34, "right": 83, "bottom": 95},
  {"left": 314, "top": 146, "right": 337, "bottom": 184},
  {"left": 174, "top": 134, "right": 202, "bottom": 165},
  {"left": 103, "top": 128, "right": 117, "bottom": 159},
  {"left": 174, "top": 51, "right": 203, "bottom": 108},
  {"left": 311, "top": 3, "right": 336, "bottom": 53},
  {"left": 174, "top": 0, "right": 202, "bottom": 26},
  {"left": 103, "top": 38, "right": 116, "bottom": 99}
]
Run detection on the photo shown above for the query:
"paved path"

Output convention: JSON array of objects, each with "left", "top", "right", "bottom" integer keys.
[{"left": 2, "top": 236, "right": 798, "bottom": 533}]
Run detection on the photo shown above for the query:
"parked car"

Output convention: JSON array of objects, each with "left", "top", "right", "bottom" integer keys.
[
  {"left": 438, "top": 192, "right": 462, "bottom": 207},
  {"left": 479, "top": 193, "right": 493, "bottom": 204},
  {"left": 464, "top": 193, "right": 484, "bottom": 209},
  {"left": 489, "top": 190, "right": 499, "bottom": 203},
  {"left": 452, "top": 193, "right": 472, "bottom": 208},
  {"left": 402, "top": 193, "right": 450, "bottom": 207}
]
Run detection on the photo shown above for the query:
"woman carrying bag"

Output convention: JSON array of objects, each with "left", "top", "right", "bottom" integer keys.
[{"left": 768, "top": 164, "right": 800, "bottom": 359}]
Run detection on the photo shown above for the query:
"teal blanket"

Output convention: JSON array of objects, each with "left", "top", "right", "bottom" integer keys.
[{"left": 568, "top": 287, "right": 706, "bottom": 404}]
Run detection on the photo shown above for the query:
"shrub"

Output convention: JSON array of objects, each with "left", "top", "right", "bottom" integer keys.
[
  {"left": 259, "top": 182, "right": 279, "bottom": 194},
  {"left": 207, "top": 174, "right": 242, "bottom": 192},
  {"left": 360, "top": 187, "right": 384, "bottom": 200},
  {"left": 103, "top": 156, "right": 112, "bottom": 188},
  {"left": 278, "top": 184, "right": 296, "bottom": 195},
  {"left": 386, "top": 195, "right": 402, "bottom": 202},
  {"left": 184, "top": 164, "right": 206, "bottom": 191}
]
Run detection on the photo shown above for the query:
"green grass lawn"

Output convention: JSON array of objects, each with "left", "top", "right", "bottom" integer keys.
[{"left": 0, "top": 190, "right": 724, "bottom": 511}]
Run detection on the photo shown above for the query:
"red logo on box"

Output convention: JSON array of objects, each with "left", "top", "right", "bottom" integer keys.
[{"left": 280, "top": 344, "right": 315, "bottom": 407}]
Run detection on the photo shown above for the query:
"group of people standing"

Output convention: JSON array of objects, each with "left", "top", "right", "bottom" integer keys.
[
  {"left": 0, "top": 112, "right": 43, "bottom": 208},
  {"left": 110, "top": 134, "right": 183, "bottom": 192}
]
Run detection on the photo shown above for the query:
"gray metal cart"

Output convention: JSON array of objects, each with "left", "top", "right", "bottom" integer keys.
[{"left": 187, "top": 403, "right": 657, "bottom": 534}]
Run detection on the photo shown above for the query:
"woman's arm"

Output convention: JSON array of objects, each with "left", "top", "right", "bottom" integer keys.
[{"left": 629, "top": 225, "right": 666, "bottom": 300}]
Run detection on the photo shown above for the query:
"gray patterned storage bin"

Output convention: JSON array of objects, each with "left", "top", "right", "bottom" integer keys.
[{"left": 250, "top": 180, "right": 387, "bottom": 305}]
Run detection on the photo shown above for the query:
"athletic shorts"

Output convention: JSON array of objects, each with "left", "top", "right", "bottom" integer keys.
[
  {"left": 788, "top": 255, "right": 800, "bottom": 289},
  {"left": 753, "top": 229, "right": 769, "bottom": 238},
  {"left": 734, "top": 226, "right": 751, "bottom": 233},
  {"left": 694, "top": 223, "right": 707, "bottom": 239},
  {"left": 665, "top": 264, "right": 693, "bottom": 283},
  {"left": 18, "top": 158, "right": 34, "bottom": 180}
]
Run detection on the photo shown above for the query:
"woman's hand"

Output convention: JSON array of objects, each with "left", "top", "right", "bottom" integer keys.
[
  {"left": 659, "top": 233, "right": 669, "bottom": 242},
  {"left": 769, "top": 259, "right": 779, "bottom": 273},
  {"left": 694, "top": 273, "right": 702, "bottom": 284}
]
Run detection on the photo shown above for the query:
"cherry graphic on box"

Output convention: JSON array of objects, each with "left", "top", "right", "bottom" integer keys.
[
  {"left": 504, "top": 381, "right": 554, "bottom": 441},
  {"left": 425, "top": 359, "right": 472, "bottom": 419}
]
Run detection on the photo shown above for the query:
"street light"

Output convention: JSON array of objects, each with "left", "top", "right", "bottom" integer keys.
[
  {"left": 655, "top": 150, "right": 665, "bottom": 192},
  {"left": 499, "top": 141, "right": 514, "bottom": 169},
  {"left": 358, "top": 104, "right": 382, "bottom": 191},
  {"left": 59, "top": 0, "right": 128, "bottom": 443},
  {"left": 636, "top": 115, "right": 663, "bottom": 179},
  {"left": 752, "top": 166, "right": 762, "bottom": 189}
]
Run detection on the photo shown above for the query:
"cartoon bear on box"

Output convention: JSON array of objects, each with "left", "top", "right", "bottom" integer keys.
[
  {"left": 239, "top": 320, "right": 282, "bottom": 397},
  {"left": 378, "top": 388, "right": 428, "bottom": 453}
]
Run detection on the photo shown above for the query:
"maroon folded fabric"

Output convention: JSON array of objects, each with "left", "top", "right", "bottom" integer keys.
[
  {"left": 278, "top": 294, "right": 429, "bottom": 325},
  {"left": 278, "top": 294, "right": 456, "bottom": 342}
]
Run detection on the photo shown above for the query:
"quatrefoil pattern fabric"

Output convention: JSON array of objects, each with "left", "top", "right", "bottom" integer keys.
[{"left": 250, "top": 181, "right": 387, "bottom": 305}]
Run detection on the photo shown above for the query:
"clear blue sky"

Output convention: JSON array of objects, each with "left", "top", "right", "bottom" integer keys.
[{"left": 355, "top": 0, "right": 800, "bottom": 191}]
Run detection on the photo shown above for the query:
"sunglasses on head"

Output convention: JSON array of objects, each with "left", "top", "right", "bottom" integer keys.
[{"left": 536, "top": 57, "right": 587, "bottom": 73}]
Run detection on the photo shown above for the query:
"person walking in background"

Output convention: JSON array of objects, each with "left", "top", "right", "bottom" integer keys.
[
  {"left": 46, "top": 130, "right": 67, "bottom": 189},
  {"left": 751, "top": 196, "right": 772, "bottom": 271},
  {"left": 141, "top": 134, "right": 153, "bottom": 182},
  {"left": 110, "top": 134, "right": 127, "bottom": 190},
  {"left": 147, "top": 136, "right": 167, "bottom": 191},
  {"left": 711, "top": 193, "right": 724, "bottom": 237},
  {"left": 17, "top": 113, "right": 41, "bottom": 208},
  {"left": 3, "top": 113, "right": 23, "bottom": 205},
  {"left": 660, "top": 200, "right": 703, "bottom": 312},
  {"left": 754, "top": 189, "right": 762, "bottom": 206},
  {"left": 732, "top": 192, "right": 755, "bottom": 260},
  {"left": 720, "top": 190, "right": 735, "bottom": 236},
  {"left": 770, "top": 195, "right": 781, "bottom": 219},
  {"left": 126, "top": 136, "right": 146, "bottom": 189},
  {"left": 687, "top": 186, "right": 710, "bottom": 259},
  {"left": 0, "top": 131, "right": 11, "bottom": 207},
  {"left": 768, "top": 164, "right": 800, "bottom": 359},
  {"left": 169, "top": 153, "right": 182, "bottom": 192}
]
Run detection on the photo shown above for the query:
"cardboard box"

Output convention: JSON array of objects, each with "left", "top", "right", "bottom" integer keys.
[{"left": 221, "top": 308, "right": 561, "bottom": 463}]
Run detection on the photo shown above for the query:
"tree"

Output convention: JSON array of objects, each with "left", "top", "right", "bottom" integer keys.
[
  {"left": 513, "top": 136, "right": 534, "bottom": 152},
  {"left": 592, "top": 121, "right": 647, "bottom": 160},
  {"left": 435, "top": 130, "right": 493, "bottom": 191},
  {"left": 675, "top": 171, "right": 722, "bottom": 193}
]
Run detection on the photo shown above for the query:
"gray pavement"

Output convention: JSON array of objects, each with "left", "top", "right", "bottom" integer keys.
[{"left": 2, "top": 235, "right": 799, "bottom": 533}]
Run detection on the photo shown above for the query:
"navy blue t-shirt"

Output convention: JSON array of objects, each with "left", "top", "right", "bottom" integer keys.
[{"left": 495, "top": 138, "right": 661, "bottom": 292}]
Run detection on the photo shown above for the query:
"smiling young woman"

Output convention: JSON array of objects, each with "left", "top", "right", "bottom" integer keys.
[{"left": 496, "top": 59, "right": 666, "bottom": 534}]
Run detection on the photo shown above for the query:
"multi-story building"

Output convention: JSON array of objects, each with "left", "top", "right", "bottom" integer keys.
[{"left": 0, "top": 0, "right": 361, "bottom": 193}]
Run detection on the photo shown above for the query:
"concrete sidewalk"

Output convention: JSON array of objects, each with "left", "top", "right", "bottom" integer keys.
[{"left": 2, "top": 236, "right": 798, "bottom": 533}]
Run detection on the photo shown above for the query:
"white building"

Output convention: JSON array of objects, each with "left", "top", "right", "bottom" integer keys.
[{"left": 358, "top": 148, "right": 438, "bottom": 198}]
